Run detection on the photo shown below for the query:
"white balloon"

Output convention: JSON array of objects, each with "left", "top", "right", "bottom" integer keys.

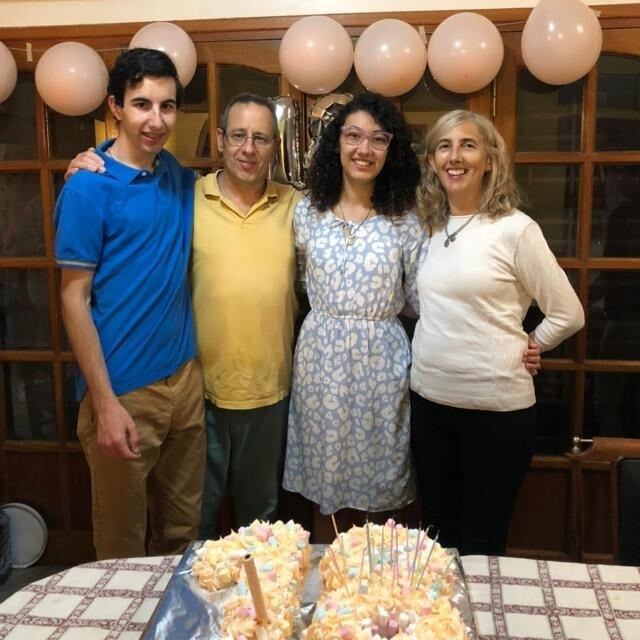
[
  {"left": 354, "top": 19, "right": 427, "bottom": 97},
  {"left": 279, "top": 16, "right": 353, "bottom": 95},
  {"left": 35, "top": 42, "right": 108, "bottom": 116},
  {"left": 130, "top": 22, "right": 197, "bottom": 86},
  {"left": 0, "top": 41, "right": 18, "bottom": 104},
  {"left": 522, "top": 0, "right": 603, "bottom": 85},
  {"left": 427, "top": 13, "right": 504, "bottom": 94}
]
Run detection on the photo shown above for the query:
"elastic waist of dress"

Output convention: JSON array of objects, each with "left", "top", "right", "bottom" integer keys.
[{"left": 314, "top": 309, "right": 396, "bottom": 322}]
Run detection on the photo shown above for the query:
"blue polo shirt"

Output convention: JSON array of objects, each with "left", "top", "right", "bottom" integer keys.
[{"left": 54, "top": 140, "right": 196, "bottom": 400}]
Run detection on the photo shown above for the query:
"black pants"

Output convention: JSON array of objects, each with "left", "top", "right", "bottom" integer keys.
[{"left": 410, "top": 392, "right": 537, "bottom": 556}]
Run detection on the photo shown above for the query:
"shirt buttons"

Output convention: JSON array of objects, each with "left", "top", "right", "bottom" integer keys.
[{"left": 141, "top": 171, "right": 148, "bottom": 177}]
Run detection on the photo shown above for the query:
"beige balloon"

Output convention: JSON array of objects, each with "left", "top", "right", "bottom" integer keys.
[
  {"left": 279, "top": 16, "right": 353, "bottom": 95},
  {"left": 522, "top": 0, "right": 602, "bottom": 85},
  {"left": 427, "top": 13, "right": 504, "bottom": 94},
  {"left": 130, "top": 22, "right": 197, "bottom": 86},
  {"left": 0, "top": 41, "right": 17, "bottom": 104},
  {"left": 354, "top": 19, "right": 427, "bottom": 97},
  {"left": 35, "top": 42, "right": 108, "bottom": 116}
]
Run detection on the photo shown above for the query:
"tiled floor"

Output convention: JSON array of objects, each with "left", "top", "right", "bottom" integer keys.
[{"left": 0, "top": 565, "right": 69, "bottom": 603}]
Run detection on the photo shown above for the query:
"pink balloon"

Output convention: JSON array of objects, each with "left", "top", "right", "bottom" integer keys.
[
  {"left": 279, "top": 16, "right": 353, "bottom": 95},
  {"left": 427, "top": 13, "right": 504, "bottom": 94},
  {"left": 522, "top": 0, "right": 602, "bottom": 85},
  {"left": 0, "top": 41, "right": 17, "bottom": 104},
  {"left": 354, "top": 19, "right": 427, "bottom": 97},
  {"left": 35, "top": 42, "right": 108, "bottom": 116},
  {"left": 130, "top": 22, "right": 197, "bottom": 86}
]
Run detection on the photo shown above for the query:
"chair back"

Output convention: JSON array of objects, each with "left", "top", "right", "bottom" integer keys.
[
  {"left": 566, "top": 437, "right": 640, "bottom": 563},
  {"left": 618, "top": 457, "right": 640, "bottom": 565}
]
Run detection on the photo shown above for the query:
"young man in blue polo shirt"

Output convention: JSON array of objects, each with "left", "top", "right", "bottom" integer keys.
[{"left": 55, "top": 48, "right": 205, "bottom": 560}]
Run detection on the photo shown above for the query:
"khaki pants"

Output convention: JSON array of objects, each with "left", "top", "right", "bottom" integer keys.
[{"left": 78, "top": 359, "right": 206, "bottom": 560}]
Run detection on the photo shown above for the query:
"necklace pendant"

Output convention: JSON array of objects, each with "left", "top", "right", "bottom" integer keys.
[
  {"left": 343, "top": 224, "right": 355, "bottom": 246},
  {"left": 444, "top": 212, "right": 478, "bottom": 248},
  {"left": 337, "top": 203, "right": 373, "bottom": 249}
]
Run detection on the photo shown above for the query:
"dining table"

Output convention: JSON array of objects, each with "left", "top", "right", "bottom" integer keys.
[{"left": 0, "top": 552, "right": 638, "bottom": 639}]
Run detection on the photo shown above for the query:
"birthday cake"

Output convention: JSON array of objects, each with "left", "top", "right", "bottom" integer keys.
[
  {"left": 191, "top": 519, "right": 311, "bottom": 639},
  {"left": 303, "top": 520, "right": 467, "bottom": 639},
  {"left": 189, "top": 519, "right": 468, "bottom": 639}
]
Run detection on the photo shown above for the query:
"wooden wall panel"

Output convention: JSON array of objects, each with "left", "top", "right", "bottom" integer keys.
[
  {"left": 67, "top": 452, "right": 92, "bottom": 531},
  {"left": 581, "top": 468, "right": 614, "bottom": 562},
  {"left": 5, "top": 451, "right": 63, "bottom": 529},
  {"left": 42, "top": 531, "right": 94, "bottom": 564},
  {"left": 507, "top": 464, "right": 572, "bottom": 560}
]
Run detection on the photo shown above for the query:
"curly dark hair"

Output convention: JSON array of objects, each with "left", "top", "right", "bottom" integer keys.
[{"left": 305, "top": 92, "right": 420, "bottom": 217}]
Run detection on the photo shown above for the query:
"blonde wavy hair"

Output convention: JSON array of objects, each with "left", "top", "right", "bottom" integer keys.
[{"left": 418, "top": 110, "right": 521, "bottom": 229}]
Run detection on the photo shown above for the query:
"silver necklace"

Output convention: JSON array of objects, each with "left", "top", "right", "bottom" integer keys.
[
  {"left": 444, "top": 212, "right": 478, "bottom": 247},
  {"left": 337, "top": 202, "right": 374, "bottom": 247}
]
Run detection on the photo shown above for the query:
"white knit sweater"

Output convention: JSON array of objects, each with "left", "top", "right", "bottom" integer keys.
[{"left": 411, "top": 210, "right": 584, "bottom": 411}]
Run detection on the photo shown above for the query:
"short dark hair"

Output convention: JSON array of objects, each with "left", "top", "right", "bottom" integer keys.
[
  {"left": 305, "top": 92, "right": 420, "bottom": 217},
  {"left": 219, "top": 92, "right": 278, "bottom": 137},
  {"left": 108, "top": 48, "right": 183, "bottom": 107}
]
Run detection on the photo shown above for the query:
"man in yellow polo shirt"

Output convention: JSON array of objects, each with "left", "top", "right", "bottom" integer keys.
[
  {"left": 65, "top": 92, "right": 299, "bottom": 538},
  {"left": 194, "top": 93, "right": 300, "bottom": 537}
]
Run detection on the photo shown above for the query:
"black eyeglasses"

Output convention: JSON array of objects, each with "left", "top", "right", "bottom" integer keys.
[
  {"left": 223, "top": 131, "right": 276, "bottom": 148},
  {"left": 340, "top": 125, "right": 393, "bottom": 150}
]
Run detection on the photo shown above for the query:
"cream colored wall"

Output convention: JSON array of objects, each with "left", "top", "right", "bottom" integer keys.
[{"left": 1, "top": 0, "right": 638, "bottom": 28}]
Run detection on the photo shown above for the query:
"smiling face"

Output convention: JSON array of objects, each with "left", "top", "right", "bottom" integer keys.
[
  {"left": 108, "top": 75, "right": 177, "bottom": 163},
  {"left": 216, "top": 101, "right": 276, "bottom": 189},
  {"left": 428, "top": 120, "right": 491, "bottom": 214},
  {"left": 339, "top": 110, "right": 390, "bottom": 188}
]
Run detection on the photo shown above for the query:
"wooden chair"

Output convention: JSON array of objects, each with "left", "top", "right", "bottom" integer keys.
[{"left": 566, "top": 437, "right": 640, "bottom": 565}]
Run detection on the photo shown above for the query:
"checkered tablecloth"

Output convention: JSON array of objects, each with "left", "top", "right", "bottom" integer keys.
[
  {"left": 0, "top": 554, "right": 639, "bottom": 639},
  {"left": 463, "top": 555, "right": 640, "bottom": 639},
  {"left": 0, "top": 555, "right": 179, "bottom": 640}
]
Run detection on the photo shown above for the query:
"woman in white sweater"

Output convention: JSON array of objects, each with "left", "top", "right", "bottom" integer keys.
[{"left": 411, "top": 110, "right": 584, "bottom": 555}]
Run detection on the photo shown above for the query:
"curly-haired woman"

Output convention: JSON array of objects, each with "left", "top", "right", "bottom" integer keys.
[
  {"left": 411, "top": 110, "right": 584, "bottom": 555},
  {"left": 283, "top": 92, "right": 424, "bottom": 518}
]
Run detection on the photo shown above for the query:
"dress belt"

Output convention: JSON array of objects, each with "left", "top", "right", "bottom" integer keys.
[{"left": 314, "top": 309, "right": 396, "bottom": 322}]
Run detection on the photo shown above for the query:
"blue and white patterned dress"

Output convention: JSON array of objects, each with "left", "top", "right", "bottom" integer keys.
[{"left": 283, "top": 197, "right": 426, "bottom": 514}]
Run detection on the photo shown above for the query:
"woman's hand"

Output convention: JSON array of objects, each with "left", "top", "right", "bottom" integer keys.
[
  {"left": 523, "top": 337, "right": 541, "bottom": 376},
  {"left": 64, "top": 148, "right": 105, "bottom": 181}
]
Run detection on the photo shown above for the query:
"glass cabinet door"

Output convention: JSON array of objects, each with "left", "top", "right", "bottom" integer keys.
[{"left": 495, "top": 30, "right": 640, "bottom": 561}]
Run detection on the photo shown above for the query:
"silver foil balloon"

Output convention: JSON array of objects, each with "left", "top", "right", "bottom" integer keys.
[
  {"left": 270, "top": 96, "right": 304, "bottom": 189},
  {"left": 304, "top": 92, "right": 353, "bottom": 168}
]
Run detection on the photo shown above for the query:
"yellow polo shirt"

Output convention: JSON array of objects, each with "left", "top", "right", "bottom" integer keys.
[{"left": 192, "top": 170, "right": 300, "bottom": 409}]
